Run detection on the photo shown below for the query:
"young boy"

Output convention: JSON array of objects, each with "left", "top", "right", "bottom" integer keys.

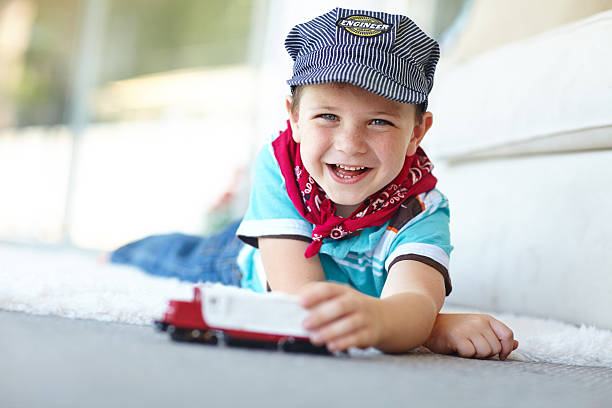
[{"left": 111, "top": 8, "right": 517, "bottom": 359}]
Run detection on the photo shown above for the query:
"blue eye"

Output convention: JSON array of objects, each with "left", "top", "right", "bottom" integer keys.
[
  {"left": 319, "top": 114, "right": 338, "bottom": 121},
  {"left": 371, "top": 119, "right": 392, "bottom": 126}
]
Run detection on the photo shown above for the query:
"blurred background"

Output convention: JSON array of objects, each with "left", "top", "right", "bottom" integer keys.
[
  {"left": 0, "top": 0, "right": 610, "bottom": 251},
  {"left": 1, "top": 0, "right": 611, "bottom": 329}
]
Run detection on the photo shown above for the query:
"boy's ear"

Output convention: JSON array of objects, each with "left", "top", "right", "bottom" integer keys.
[
  {"left": 285, "top": 95, "right": 301, "bottom": 143},
  {"left": 407, "top": 111, "right": 433, "bottom": 156}
]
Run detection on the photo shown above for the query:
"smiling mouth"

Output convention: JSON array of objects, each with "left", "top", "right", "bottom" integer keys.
[{"left": 329, "top": 164, "right": 370, "bottom": 180}]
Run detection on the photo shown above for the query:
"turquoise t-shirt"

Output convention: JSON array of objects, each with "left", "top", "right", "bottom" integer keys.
[{"left": 236, "top": 141, "right": 453, "bottom": 297}]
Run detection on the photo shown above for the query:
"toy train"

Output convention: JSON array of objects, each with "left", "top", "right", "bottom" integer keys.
[{"left": 155, "top": 285, "right": 332, "bottom": 355}]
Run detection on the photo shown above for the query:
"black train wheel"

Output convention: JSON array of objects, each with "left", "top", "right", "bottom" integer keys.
[
  {"left": 223, "top": 334, "right": 278, "bottom": 350},
  {"left": 167, "top": 325, "right": 218, "bottom": 345},
  {"left": 279, "top": 337, "right": 332, "bottom": 355}
]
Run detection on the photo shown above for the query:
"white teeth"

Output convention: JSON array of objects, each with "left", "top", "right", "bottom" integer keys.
[{"left": 337, "top": 164, "right": 366, "bottom": 171}]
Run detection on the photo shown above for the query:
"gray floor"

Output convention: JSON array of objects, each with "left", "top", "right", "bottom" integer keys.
[{"left": 1, "top": 311, "right": 611, "bottom": 408}]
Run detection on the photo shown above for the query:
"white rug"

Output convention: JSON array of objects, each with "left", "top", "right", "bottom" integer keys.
[{"left": 1, "top": 244, "right": 611, "bottom": 368}]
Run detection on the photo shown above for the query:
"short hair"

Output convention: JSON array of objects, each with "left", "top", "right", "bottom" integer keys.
[{"left": 290, "top": 85, "right": 424, "bottom": 124}]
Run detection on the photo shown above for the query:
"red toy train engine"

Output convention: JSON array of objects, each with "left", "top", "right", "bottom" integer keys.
[{"left": 155, "top": 286, "right": 332, "bottom": 355}]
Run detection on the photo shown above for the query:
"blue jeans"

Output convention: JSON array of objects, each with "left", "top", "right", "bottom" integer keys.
[{"left": 110, "top": 220, "right": 243, "bottom": 286}]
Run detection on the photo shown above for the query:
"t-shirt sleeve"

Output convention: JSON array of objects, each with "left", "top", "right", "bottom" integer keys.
[
  {"left": 236, "top": 143, "right": 313, "bottom": 248},
  {"left": 385, "top": 191, "right": 453, "bottom": 295}
]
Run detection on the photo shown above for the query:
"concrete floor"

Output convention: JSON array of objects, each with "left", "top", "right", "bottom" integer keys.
[{"left": 1, "top": 311, "right": 611, "bottom": 408}]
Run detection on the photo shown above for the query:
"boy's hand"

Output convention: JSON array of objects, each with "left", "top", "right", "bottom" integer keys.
[
  {"left": 298, "top": 282, "right": 384, "bottom": 352},
  {"left": 424, "top": 313, "right": 519, "bottom": 360}
]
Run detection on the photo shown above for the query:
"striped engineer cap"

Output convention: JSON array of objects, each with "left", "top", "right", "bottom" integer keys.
[{"left": 285, "top": 7, "right": 440, "bottom": 111}]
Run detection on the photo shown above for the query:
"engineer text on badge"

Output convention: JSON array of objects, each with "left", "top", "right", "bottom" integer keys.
[{"left": 336, "top": 15, "right": 393, "bottom": 37}]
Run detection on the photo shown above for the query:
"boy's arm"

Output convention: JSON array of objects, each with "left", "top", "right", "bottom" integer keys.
[
  {"left": 299, "top": 259, "right": 445, "bottom": 353},
  {"left": 375, "top": 259, "right": 445, "bottom": 352},
  {"left": 258, "top": 237, "right": 325, "bottom": 294}
]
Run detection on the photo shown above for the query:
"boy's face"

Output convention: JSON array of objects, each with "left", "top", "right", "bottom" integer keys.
[{"left": 286, "top": 83, "right": 433, "bottom": 217}]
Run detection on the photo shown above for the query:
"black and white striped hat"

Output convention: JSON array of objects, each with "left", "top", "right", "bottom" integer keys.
[{"left": 285, "top": 8, "right": 440, "bottom": 110}]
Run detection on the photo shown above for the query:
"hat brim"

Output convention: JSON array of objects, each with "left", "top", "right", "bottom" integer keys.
[{"left": 287, "top": 63, "right": 428, "bottom": 107}]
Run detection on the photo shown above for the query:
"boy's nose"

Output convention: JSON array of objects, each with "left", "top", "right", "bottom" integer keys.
[{"left": 333, "top": 125, "right": 368, "bottom": 155}]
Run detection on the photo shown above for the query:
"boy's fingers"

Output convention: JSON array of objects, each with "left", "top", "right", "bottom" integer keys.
[
  {"left": 488, "top": 318, "right": 516, "bottom": 360},
  {"left": 298, "top": 282, "right": 346, "bottom": 308},
  {"left": 471, "top": 334, "right": 493, "bottom": 358},
  {"left": 481, "top": 329, "right": 502, "bottom": 357},
  {"left": 305, "top": 288, "right": 368, "bottom": 331},
  {"left": 499, "top": 339, "right": 519, "bottom": 361},
  {"left": 304, "top": 296, "right": 356, "bottom": 331},
  {"left": 310, "top": 315, "right": 363, "bottom": 344},
  {"left": 327, "top": 329, "right": 368, "bottom": 352},
  {"left": 454, "top": 338, "right": 476, "bottom": 358}
]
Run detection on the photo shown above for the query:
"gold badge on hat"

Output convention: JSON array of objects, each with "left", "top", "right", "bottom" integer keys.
[{"left": 336, "top": 15, "right": 393, "bottom": 37}]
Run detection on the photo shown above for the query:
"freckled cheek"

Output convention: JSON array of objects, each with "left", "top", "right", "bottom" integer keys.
[
  {"left": 299, "top": 146, "right": 324, "bottom": 177},
  {"left": 302, "top": 137, "right": 331, "bottom": 161},
  {"left": 376, "top": 138, "right": 410, "bottom": 160},
  {"left": 372, "top": 145, "right": 399, "bottom": 165},
  {"left": 374, "top": 148, "right": 408, "bottom": 179}
]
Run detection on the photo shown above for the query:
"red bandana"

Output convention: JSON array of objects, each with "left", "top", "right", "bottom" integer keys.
[{"left": 272, "top": 121, "right": 437, "bottom": 258}]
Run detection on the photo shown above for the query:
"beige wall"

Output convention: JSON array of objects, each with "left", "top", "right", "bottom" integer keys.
[
  {"left": 447, "top": 0, "right": 612, "bottom": 61},
  {"left": 431, "top": 7, "right": 612, "bottom": 329}
]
